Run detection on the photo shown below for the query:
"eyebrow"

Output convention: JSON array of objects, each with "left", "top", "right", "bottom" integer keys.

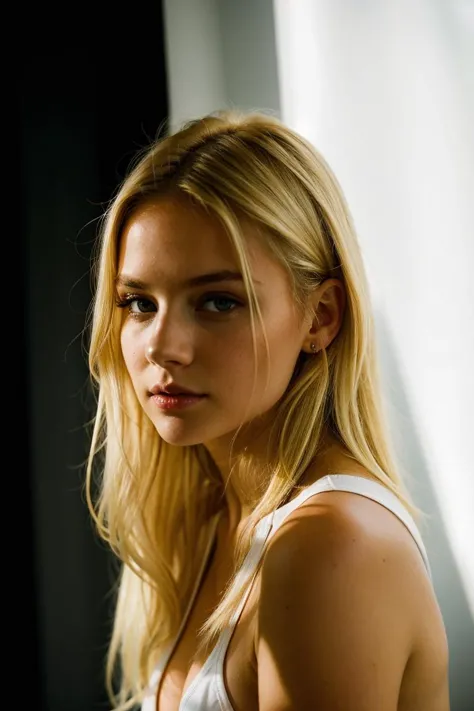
[{"left": 115, "top": 269, "right": 260, "bottom": 290}]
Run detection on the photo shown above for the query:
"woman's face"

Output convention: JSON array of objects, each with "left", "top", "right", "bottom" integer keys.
[{"left": 116, "top": 196, "right": 311, "bottom": 448}]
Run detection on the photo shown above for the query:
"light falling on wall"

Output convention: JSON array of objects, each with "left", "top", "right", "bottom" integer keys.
[{"left": 273, "top": 0, "right": 474, "bottom": 614}]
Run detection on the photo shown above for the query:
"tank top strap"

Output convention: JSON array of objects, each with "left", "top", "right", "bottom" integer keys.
[
  {"left": 194, "top": 512, "right": 276, "bottom": 685},
  {"left": 269, "top": 473, "right": 432, "bottom": 579},
  {"left": 226, "top": 513, "right": 275, "bottom": 625}
]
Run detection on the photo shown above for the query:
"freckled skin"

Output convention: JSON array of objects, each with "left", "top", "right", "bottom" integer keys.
[{"left": 117, "top": 196, "right": 313, "bottom": 452}]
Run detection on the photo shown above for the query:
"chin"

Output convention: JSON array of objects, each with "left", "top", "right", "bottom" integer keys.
[
  {"left": 152, "top": 421, "right": 208, "bottom": 448},
  {"left": 153, "top": 416, "right": 240, "bottom": 449}
]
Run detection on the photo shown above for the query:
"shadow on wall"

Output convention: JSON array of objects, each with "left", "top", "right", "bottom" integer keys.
[{"left": 375, "top": 310, "right": 474, "bottom": 711}]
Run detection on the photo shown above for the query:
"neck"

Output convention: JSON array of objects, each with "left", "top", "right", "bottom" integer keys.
[{"left": 203, "top": 422, "right": 350, "bottom": 541}]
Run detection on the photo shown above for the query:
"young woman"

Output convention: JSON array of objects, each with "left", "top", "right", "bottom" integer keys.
[{"left": 85, "top": 110, "right": 450, "bottom": 711}]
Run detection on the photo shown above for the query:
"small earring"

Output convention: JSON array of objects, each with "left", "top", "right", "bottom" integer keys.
[{"left": 310, "top": 343, "right": 317, "bottom": 353}]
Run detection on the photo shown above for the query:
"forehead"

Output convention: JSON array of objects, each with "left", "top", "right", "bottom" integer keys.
[
  {"left": 119, "top": 197, "right": 236, "bottom": 268},
  {"left": 117, "top": 196, "right": 286, "bottom": 287}
]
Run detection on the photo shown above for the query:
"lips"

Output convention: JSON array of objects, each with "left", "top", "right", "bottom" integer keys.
[{"left": 149, "top": 383, "right": 203, "bottom": 397}]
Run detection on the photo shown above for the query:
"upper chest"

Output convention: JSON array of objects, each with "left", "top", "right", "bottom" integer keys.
[{"left": 155, "top": 542, "right": 262, "bottom": 711}]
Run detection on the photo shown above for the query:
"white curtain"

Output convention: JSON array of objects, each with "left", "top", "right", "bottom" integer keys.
[{"left": 274, "top": 0, "right": 474, "bottom": 615}]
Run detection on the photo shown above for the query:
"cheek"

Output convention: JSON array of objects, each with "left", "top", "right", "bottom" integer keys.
[
  {"left": 262, "top": 320, "right": 302, "bottom": 383},
  {"left": 120, "top": 328, "right": 143, "bottom": 374}
]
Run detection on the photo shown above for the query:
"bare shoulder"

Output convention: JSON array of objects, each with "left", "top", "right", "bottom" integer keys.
[{"left": 256, "top": 484, "right": 450, "bottom": 710}]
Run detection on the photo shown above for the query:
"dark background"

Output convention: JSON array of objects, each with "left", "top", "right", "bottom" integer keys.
[{"left": 20, "top": 6, "right": 169, "bottom": 709}]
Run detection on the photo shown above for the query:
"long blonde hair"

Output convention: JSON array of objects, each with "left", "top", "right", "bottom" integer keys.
[{"left": 85, "top": 109, "right": 423, "bottom": 709}]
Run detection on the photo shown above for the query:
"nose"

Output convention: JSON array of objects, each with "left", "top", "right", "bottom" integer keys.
[{"left": 145, "top": 310, "right": 195, "bottom": 367}]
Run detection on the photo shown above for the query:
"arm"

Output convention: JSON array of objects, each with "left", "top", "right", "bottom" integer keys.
[{"left": 256, "top": 496, "right": 417, "bottom": 711}]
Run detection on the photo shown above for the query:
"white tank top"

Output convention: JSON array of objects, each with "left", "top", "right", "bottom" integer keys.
[{"left": 142, "top": 474, "right": 432, "bottom": 711}]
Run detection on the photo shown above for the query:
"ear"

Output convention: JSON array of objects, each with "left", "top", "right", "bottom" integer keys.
[{"left": 301, "top": 279, "right": 346, "bottom": 354}]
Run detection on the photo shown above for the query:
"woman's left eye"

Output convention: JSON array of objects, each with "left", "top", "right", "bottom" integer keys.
[{"left": 199, "top": 295, "right": 240, "bottom": 313}]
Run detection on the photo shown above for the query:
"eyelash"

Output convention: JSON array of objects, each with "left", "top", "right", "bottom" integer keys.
[{"left": 115, "top": 293, "right": 242, "bottom": 317}]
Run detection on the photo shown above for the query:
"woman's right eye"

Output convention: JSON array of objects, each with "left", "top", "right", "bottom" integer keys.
[
  {"left": 129, "top": 299, "right": 155, "bottom": 314},
  {"left": 115, "top": 295, "right": 156, "bottom": 315}
]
